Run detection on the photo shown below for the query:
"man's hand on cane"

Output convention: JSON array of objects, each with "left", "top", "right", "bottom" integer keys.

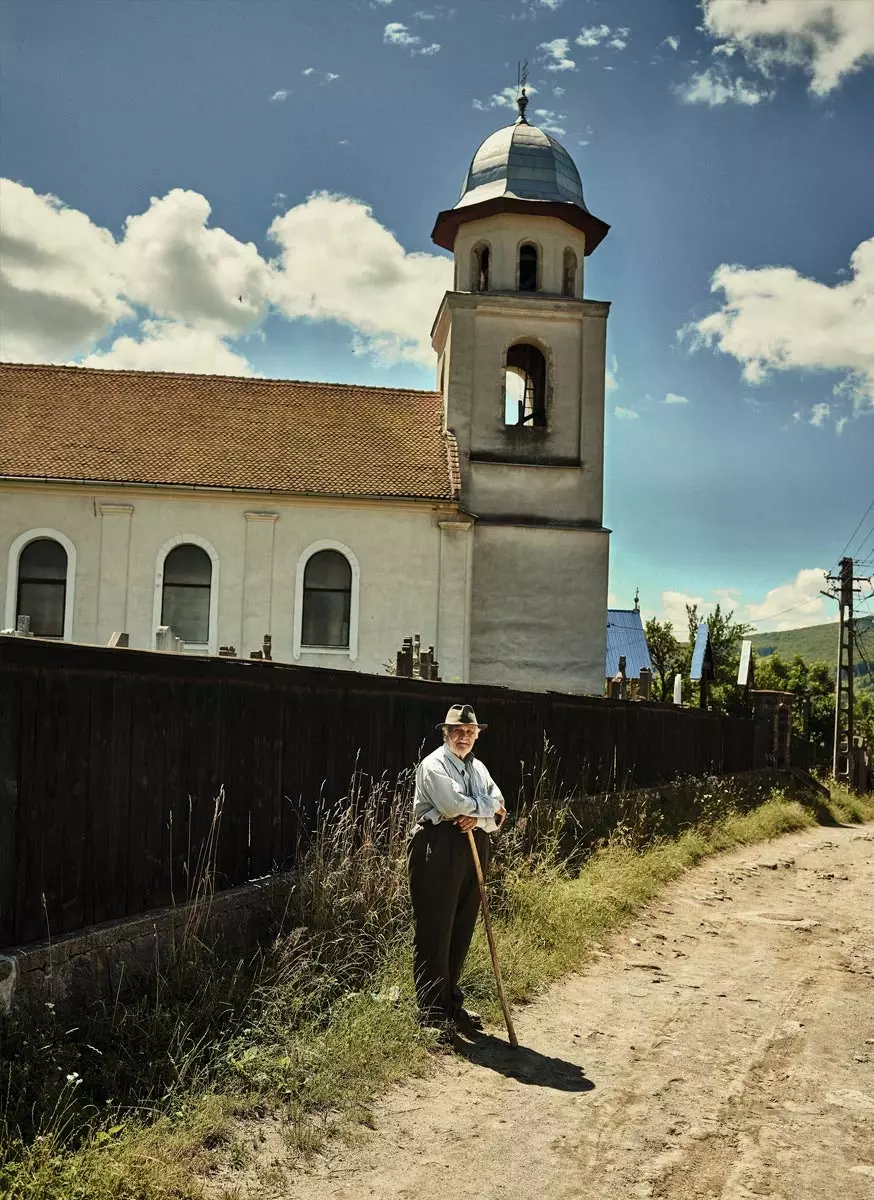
[{"left": 455, "top": 805, "right": 506, "bottom": 833}]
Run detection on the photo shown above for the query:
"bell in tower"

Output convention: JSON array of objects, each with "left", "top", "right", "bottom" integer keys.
[{"left": 430, "top": 90, "right": 612, "bottom": 694}]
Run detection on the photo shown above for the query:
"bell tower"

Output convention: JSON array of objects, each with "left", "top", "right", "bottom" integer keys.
[{"left": 431, "top": 90, "right": 612, "bottom": 694}]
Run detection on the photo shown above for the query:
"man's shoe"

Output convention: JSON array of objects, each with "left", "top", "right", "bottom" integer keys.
[
  {"left": 453, "top": 1008, "right": 484, "bottom": 1038},
  {"left": 459, "top": 1007, "right": 484, "bottom": 1030}
]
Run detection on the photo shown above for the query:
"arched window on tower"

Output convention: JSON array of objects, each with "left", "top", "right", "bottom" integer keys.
[
  {"left": 518, "top": 243, "right": 538, "bottom": 292},
  {"left": 302, "top": 550, "right": 352, "bottom": 649},
  {"left": 161, "top": 544, "right": 212, "bottom": 645},
  {"left": 504, "top": 343, "right": 547, "bottom": 428},
  {"left": 16, "top": 538, "right": 67, "bottom": 637},
  {"left": 562, "top": 247, "right": 578, "bottom": 298},
  {"left": 471, "top": 243, "right": 490, "bottom": 292}
]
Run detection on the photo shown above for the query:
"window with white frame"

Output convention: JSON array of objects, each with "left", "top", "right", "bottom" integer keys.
[
  {"left": 161, "top": 544, "right": 212, "bottom": 645},
  {"left": 301, "top": 550, "right": 352, "bottom": 649},
  {"left": 16, "top": 538, "right": 67, "bottom": 637}
]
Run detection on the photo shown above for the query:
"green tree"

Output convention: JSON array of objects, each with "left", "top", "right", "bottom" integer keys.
[
  {"left": 643, "top": 617, "right": 687, "bottom": 701},
  {"left": 685, "top": 602, "right": 755, "bottom": 714},
  {"left": 755, "top": 652, "right": 835, "bottom": 751}
]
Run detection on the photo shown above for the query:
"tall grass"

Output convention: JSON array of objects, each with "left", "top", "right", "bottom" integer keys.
[{"left": 1, "top": 763, "right": 871, "bottom": 1200}]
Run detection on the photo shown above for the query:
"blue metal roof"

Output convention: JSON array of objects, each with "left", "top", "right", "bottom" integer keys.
[
  {"left": 605, "top": 609, "right": 653, "bottom": 679},
  {"left": 689, "top": 622, "right": 711, "bottom": 681}
]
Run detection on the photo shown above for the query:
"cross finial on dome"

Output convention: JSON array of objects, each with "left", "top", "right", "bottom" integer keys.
[{"left": 516, "top": 59, "right": 529, "bottom": 124}]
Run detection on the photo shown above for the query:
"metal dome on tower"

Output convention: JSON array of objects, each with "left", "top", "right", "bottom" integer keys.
[{"left": 432, "top": 86, "right": 609, "bottom": 253}]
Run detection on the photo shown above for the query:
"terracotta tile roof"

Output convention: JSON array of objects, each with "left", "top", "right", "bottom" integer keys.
[{"left": 0, "top": 363, "right": 460, "bottom": 503}]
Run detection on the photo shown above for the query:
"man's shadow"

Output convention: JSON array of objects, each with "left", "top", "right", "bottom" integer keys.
[{"left": 452, "top": 1032, "right": 594, "bottom": 1093}]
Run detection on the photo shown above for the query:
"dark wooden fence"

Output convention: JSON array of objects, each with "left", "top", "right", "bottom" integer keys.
[{"left": 0, "top": 636, "right": 768, "bottom": 949}]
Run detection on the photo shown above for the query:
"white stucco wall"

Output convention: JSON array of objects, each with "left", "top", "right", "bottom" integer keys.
[
  {"left": 469, "top": 523, "right": 609, "bottom": 694},
  {"left": 0, "top": 483, "right": 471, "bottom": 682},
  {"left": 452, "top": 213, "right": 587, "bottom": 297}
]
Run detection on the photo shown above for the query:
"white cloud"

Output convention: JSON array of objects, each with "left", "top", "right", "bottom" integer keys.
[
  {"left": 662, "top": 35, "right": 680, "bottom": 52},
  {"left": 117, "top": 189, "right": 272, "bottom": 336},
  {"left": 809, "top": 401, "right": 830, "bottom": 427},
  {"left": 473, "top": 84, "right": 537, "bottom": 111},
  {"left": 653, "top": 571, "right": 834, "bottom": 632},
  {"left": 540, "top": 37, "right": 576, "bottom": 72},
  {"left": 0, "top": 179, "right": 131, "bottom": 361},
  {"left": 0, "top": 178, "right": 453, "bottom": 372},
  {"left": 270, "top": 89, "right": 289, "bottom": 102},
  {"left": 658, "top": 590, "right": 708, "bottom": 629},
  {"left": 384, "top": 21, "right": 419, "bottom": 46},
  {"left": 532, "top": 108, "right": 567, "bottom": 135},
  {"left": 700, "top": 0, "right": 874, "bottom": 95},
  {"left": 576, "top": 24, "right": 611, "bottom": 47},
  {"left": 383, "top": 21, "right": 440, "bottom": 54},
  {"left": 613, "top": 406, "right": 639, "bottom": 420},
  {"left": 553, "top": 85, "right": 565, "bottom": 96},
  {"left": 608, "top": 37, "right": 627, "bottom": 51},
  {"left": 268, "top": 191, "right": 451, "bottom": 366},
  {"left": 686, "top": 237, "right": 874, "bottom": 414},
  {"left": 537, "top": 0, "right": 564, "bottom": 9},
  {"left": 301, "top": 68, "right": 340, "bottom": 83},
  {"left": 677, "top": 65, "right": 774, "bottom": 105},
  {"left": 664, "top": 392, "right": 690, "bottom": 405},
  {"left": 78, "top": 321, "right": 256, "bottom": 376},
  {"left": 605, "top": 355, "right": 619, "bottom": 392},
  {"left": 745, "top": 568, "right": 832, "bottom": 630}
]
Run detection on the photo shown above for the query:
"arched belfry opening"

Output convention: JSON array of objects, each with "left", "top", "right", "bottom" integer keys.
[
  {"left": 518, "top": 243, "right": 538, "bottom": 292},
  {"left": 472, "top": 243, "right": 490, "bottom": 292},
  {"left": 504, "top": 343, "right": 547, "bottom": 427}
]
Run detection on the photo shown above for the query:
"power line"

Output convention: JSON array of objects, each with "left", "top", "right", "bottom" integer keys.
[{"left": 837, "top": 496, "right": 874, "bottom": 563}]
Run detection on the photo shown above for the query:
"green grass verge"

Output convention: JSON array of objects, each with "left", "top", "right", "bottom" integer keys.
[{"left": 2, "top": 780, "right": 872, "bottom": 1199}]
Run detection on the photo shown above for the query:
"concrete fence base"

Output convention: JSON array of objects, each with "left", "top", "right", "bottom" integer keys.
[{"left": 0, "top": 873, "right": 294, "bottom": 1016}]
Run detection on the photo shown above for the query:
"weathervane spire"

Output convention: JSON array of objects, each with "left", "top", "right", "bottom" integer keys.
[{"left": 516, "top": 59, "right": 529, "bottom": 124}]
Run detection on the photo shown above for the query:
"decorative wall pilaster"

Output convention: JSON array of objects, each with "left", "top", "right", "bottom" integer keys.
[
  {"left": 436, "top": 518, "right": 474, "bottom": 683},
  {"left": 241, "top": 511, "right": 278, "bottom": 656},
  {"left": 96, "top": 503, "right": 133, "bottom": 644}
]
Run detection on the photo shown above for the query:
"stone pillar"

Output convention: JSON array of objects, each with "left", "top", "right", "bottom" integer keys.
[
  {"left": 436, "top": 519, "right": 474, "bottom": 683},
  {"left": 96, "top": 503, "right": 133, "bottom": 644},
  {"left": 241, "top": 511, "right": 278, "bottom": 658}
]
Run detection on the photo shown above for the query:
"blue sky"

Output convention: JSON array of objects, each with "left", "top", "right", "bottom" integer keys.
[{"left": 2, "top": 0, "right": 873, "bottom": 633}]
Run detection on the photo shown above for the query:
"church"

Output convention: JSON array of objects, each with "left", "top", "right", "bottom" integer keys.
[{"left": 0, "top": 92, "right": 613, "bottom": 694}]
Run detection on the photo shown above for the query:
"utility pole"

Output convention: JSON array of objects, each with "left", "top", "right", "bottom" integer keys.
[{"left": 823, "top": 557, "right": 869, "bottom": 787}]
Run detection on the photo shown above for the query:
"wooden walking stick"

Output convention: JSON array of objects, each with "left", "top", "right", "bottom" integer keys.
[{"left": 466, "top": 829, "right": 518, "bottom": 1047}]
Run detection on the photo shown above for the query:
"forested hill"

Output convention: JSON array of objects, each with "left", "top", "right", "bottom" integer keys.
[{"left": 751, "top": 614, "right": 874, "bottom": 689}]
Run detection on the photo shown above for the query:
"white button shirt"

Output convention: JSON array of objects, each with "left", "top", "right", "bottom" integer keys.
[{"left": 413, "top": 743, "right": 505, "bottom": 833}]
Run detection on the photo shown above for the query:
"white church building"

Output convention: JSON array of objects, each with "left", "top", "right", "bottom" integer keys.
[{"left": 0, "top": 95, "right": 613, "bottom": 693}]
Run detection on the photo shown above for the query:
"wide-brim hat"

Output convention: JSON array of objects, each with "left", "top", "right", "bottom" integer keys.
[{"left": 436, "top": 703, "right": 487, "bottom": 731}]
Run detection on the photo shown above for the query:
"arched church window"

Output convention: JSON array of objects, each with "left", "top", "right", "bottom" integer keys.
[
  {"left": 16, "top": 538, "right": 67, "bottom": 637},
  {"left": 562, "top": 248, "right": 578, "bottom": 297},
  {"left": 302, "top": 550, "right": 352, "bottom": 648},
  {"left": 472, "top": 243, "right": 490, "bottom": 292},
  {"left": 161, "top": 544, "right": 212, "bottom": 644},
  {"left": 518, "top": 243, "right": 538, "bottom": 292},
  {"left": 504, "top": 343, "right": 547, "bottom": 428}
]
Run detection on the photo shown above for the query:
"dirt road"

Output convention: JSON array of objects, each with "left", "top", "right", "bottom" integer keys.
[{"left": 285, "top": 823, "right": 874, "bottom": 1199}]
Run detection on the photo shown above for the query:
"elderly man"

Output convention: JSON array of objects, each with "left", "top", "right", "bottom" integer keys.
[{"left": 408, "top": 703, "right": 506, "bottom": 1037}]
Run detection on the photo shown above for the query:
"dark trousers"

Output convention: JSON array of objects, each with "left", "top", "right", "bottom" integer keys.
[{"left": 407, "top": 821, "right": 491, "bottom": 1020}]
